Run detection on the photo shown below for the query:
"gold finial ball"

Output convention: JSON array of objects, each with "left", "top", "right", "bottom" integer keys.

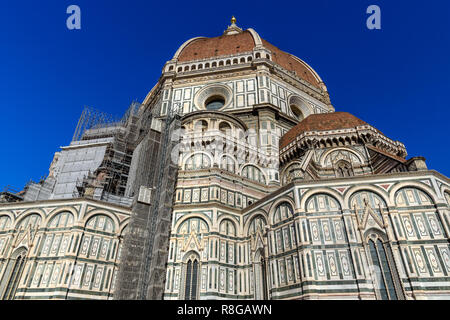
[{"left": 231, "top": 16, "right": 236, "bottom": 24}]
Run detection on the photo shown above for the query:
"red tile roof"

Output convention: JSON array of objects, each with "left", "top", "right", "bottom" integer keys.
[
  {"left": 280, "top": 112, "right": 369, "bottom": 149},
  {"left": 178, "top": 31, "right": 256, "bottom": 62},
  {"left": 176, "top": 31, "right": 322, "bottom": 89}
]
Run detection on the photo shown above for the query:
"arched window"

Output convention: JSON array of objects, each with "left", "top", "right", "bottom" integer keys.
[
  {"left": 0, "top": 248, "right": 27, "bottom": 300},
  {"left": 16, "top": 214, "right": 41, "bottom": 230},
  {"left": 85, "top": 215, "right": 115, "bottom": 233},
  {"left": 0, "top": 216, "right": 12, "bottom": 231},
  {"left": 240, "top": 57, "right": 245, "bottom": 63},
  {"left": 220, "top": 155, "right": 235, "bottom": 173},
  {"left": 205, "top": 96, "right": 225, "bottom": 110},
  {"left": 248, "top": 215, "right": 266, "bottom": 236},
  {"left": 48, "top": 211, "right": 74, "bottom": 229},
  {"left": 218, "top": 121, "right": 231, "bottom": 134},
  {"left": 241, "top": 165, "right": 266, "bottom": 184},
  {"left": 184, "top": 257, "right": 199, "bottom": 300},
  {"left": 178, "top": 217, "right": 209, "bottom": 235},
  {"left": 350, "top": 191, "right": 385, "bottom": 222},
  {"left": 367, "top": 236, "right": 402, "bottom": 300},
  {"left": 290, "top": 104, "right": 304, "bottom": 121},
  {"left": 184, "top": 153, "right": 211, "bottom": 170},
  {"left": 273, "top": 202, "right": 294, "bottom": 224},
  {"left": 219, "top": 219, "right": 236, "bottom": 236},
  {"left": 212, "top": 62, "right": 217, "bottom": 67},
  {"left": 335, "top": 160, "right": 353, "bottom": 178}
]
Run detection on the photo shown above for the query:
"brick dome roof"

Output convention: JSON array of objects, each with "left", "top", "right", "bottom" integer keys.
[
  {"left": 280, "top": 112, "right": 370, "bottom": 148},
  {"left": 173, "top": 26, "right": 324, "bottom": 90}
]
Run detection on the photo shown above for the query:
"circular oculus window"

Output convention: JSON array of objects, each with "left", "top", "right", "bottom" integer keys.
[{"left": 194, "top": 84, "right": 232, "bottom": 111}]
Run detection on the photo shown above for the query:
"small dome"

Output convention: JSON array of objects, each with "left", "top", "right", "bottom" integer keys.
[{"left": 280, "top": 112, "right": 371, "bottom": 148}]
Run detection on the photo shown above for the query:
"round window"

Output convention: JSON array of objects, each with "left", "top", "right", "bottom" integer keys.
[
  {"left": 290, "top": 105, "right": 304, "bottom": 121},
  {"left": 194, "top": 84, "right": 232, "bottom": 111},
  {"left": 205, "top": 96, "right": 225, "bottom": 110}
]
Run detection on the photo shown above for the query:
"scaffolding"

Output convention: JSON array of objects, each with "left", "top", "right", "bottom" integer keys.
[
  {"left": 71, "top": 102, "right": 141, "bottom": 204},
  {"left": 0, "top": 186, "right": 24, "bottom": 203},
  {"left": 114, "top": 93, "right": 182, "bottom": 299}
]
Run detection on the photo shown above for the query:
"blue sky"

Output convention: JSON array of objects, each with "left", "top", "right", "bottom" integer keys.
[{"left": 1, "top": 0, "right": 449, "bottom": 189}]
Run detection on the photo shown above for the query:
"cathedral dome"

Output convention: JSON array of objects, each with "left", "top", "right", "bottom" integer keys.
[
  {"left": 280, "top": 112, "right": 371, "bottom": 148},
  {"left": 172, "top": 18, "right": 325, "bottom": 90}
]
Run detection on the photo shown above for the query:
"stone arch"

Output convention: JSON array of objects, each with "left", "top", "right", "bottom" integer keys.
[
  {"left": 348, "top": 189, "right": 389, "bottom": 226},
  {"left": 44, "top": 206, "right": 79, "bottom": 226},
  {"left": 218, "top": 121, "right": 232, "bottom": 133},
  {"left": 14, "top": 212, "right": 43, "bottom": 230},
  {"left": 82, "top": 210, "right": 120, "bottom": 233},
  {"left": 280, "top": 161, "right": 302, "bottom": 185},
  {"left": 239, "top": 164, "right": 267, "bottom": 185},
  {"left": 219, "top": 154, "right": 237, "bottom": 173},
  {"left": 0, "top": 212, "right": 14, "bottom": 231},
  {"left": 182, "top": 250, "right": 201, "bottom": 263},
  {"left": 218, "top": 218, "right": 237, "bottom": 237},
  {"left": 46, "top": 211, "right": 75, "bottom": 229},
  {"left": 175, "top": 215, "right": 211, "bottom": 234},
  {"left": 244, "top": 212, "right": 268, "bottom": 235},
  {"left": 182, "top": 151, "right": 213, "bottom": 170},
  {"left": 389, "top": 181, "right": 439, "bottom": 205},
  {"left": 304, "top": 192, "right": 343, "bottom": 214},
  {"left": 320, "top": 147, "right": 365, "bottom": 167},
  {"left": 344, "top": 185, "right": 389, "bottom": 210},
  {"left": 268, "top": 198, "right": 296, "bottom": 225},
  {"left": 394, "top": 187, "right": 435, "bottom": 208},
  {"left": 300, "top": 188, "right": 344, "bottom": 211},
  {"left": 363, "top": 227, "right": 388, "bottom": 242}
]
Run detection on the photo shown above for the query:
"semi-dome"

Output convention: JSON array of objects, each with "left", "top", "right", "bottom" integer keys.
[
  {"left": 172, "top": 18, "right": 325, "bottom": 90},
  {"left": 280, "top": 112, "right": 378, "bottom": 148},
  {"left": 279, "top": 112, "right": 408, "bottom": 162}
]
